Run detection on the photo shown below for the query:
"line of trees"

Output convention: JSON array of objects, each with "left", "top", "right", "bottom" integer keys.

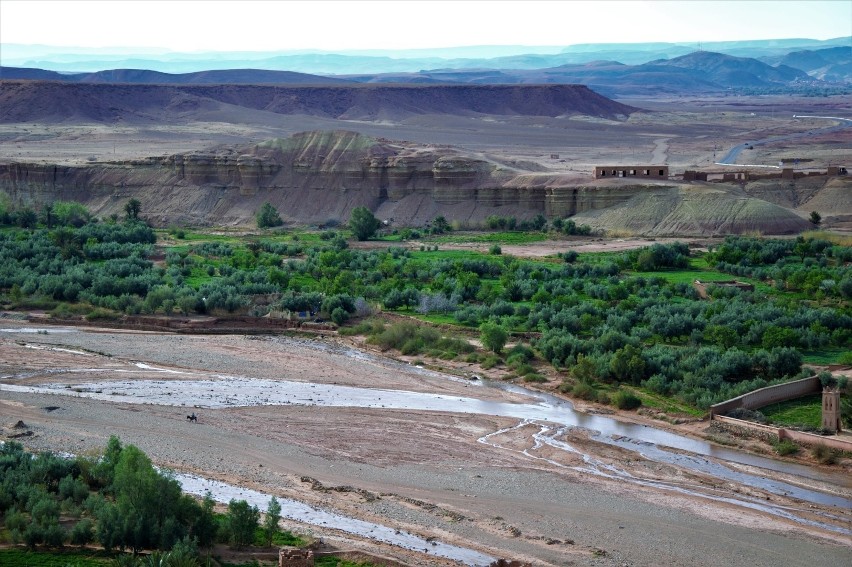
[{"left": 0, "top": 438, "right": 291, "bottom": 557}]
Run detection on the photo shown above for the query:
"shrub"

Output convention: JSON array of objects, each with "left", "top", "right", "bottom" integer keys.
[
  {"left": 507, "top": 343, "right": 535, "bottom": 363},
  {"left": 85, "top": 308, "right": 121, "bottom": 321},
  {"left": 811, "top": 444, "right": 839, "bottom": 465},
  {"left": 773, "top": 440, "right": 799, "bottom": 456},
  {"left": 489, "top": 244, "right": 502, "bottom": 255},
  {"left": 571, "top": 382, "right": 597, "bottom": 401},
  {"left": 523, "top": 373, "right": 547, "bottom": 383},
  {"left": 480, "top": 322, "right": 508, "bottom": 353},
  {"left": 330, "top": 307, "right": 349, "bottom": 325},
  {"left": 481, "top": 354, "right": 501, "bottom": 369},
  {"left": 612, "top": 390, "right": 642, "bottom": 410}
]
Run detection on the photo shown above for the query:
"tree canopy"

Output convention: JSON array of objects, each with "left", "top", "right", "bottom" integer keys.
[
  {"left": 256, "top": 203, "right": 283, "bottom": 229},
  {"left": 480, "top": 321, "right": 508, "bottom": 353},
  {"left": 349, "top": 206, "right": 380, "bottom": 241},
  {"left": 124, "top": 199, "right": 141, "bottom": 221}
]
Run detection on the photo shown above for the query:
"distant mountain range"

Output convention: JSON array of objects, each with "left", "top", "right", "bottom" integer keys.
[
  {"left": 2, "top": 37, "right": 849, "bottom": 74},
  {"left": 2, "top": 48, "right": 846, "bottom": 96},
  {"left": 342, "top": 51, "right": 820, "bottom": 95},
  {"left": 0, "top": 67, "right": 351, "bottom": 85}
]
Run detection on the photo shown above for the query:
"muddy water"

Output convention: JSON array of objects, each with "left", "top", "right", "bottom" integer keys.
[
  {"left": 174, "top": 473, "right": 496, "bottom": 566},
  {"left": 3, "top": 371, "right": 851, "bottom": 514}
]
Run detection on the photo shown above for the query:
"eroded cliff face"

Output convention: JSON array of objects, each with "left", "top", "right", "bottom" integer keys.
[
  {"left": 0, "top": 130, "right": 813, "bottom": 234},
  {"left": 1, "top": 130, "right": 632, "bottom": 226}
]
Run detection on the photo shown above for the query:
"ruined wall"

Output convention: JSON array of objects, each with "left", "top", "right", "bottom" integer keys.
[
  {"left": 711, "top": 416, "right": 780, "bottom": 444},
  {"left": 713, "top": 416, "right": 852, "bottom": 451},
  {"left": 779, "top": 429, "right": 852, "bottom": 451},
  {"left": 279, "top": 547, "right": 314, "bottom": 567}
]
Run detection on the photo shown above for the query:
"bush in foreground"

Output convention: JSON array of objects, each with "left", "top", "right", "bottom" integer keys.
[{"left": 612, "top": 390, "right": 642, "bottom": 410}]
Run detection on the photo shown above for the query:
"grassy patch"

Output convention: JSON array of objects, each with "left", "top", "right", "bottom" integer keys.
[
  {"left": 625, "top": 386, "right": 705, "bottom": 417},
  {"left": 253, "top": 527, "right": 304, "bottom": 548},
  {"left": 0, "top": 548, "right": 113, "bottom": 567},
  {"left": 412, "top": 248, "right": 489, "bottom": 261},
  {"left": 630, "top": 263, "right": 763, "bottom": 286},
  {"left": 801, "top": 348, "right": 852, "bottom": 364},
  {"left": 409, "top": 312, "right": 468, "bottom": 327},
  {"left": 761, "top": 394, "right": 822, "bottom": 429},
  {"left": 427, "top": 231, "right": 548, "bottom": 245},
  {"left": 773, "top": 440, "right": 800, "bottom": 456}
]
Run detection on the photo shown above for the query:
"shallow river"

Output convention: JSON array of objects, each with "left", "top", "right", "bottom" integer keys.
[{"left": 2, "top": 327, "right": 851, "bottom": 551}]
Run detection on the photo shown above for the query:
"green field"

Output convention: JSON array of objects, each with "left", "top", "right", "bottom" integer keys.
[
  {"left": 0, "top": 548, "right": 112, "bottom": 567},
  {"left": 801, "top": 348, "right": 851, "bottom": 364},
  {"left": 761, "top": 394, "right": 822, "bottom": 429},
  {"left": 428, "top": 231, "right": 549, "bottom": 245}
]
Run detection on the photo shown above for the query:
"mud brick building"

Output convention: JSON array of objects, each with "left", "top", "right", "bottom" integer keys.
[{"left": 595, "top": 166, "right": 669, "bottom": 179}]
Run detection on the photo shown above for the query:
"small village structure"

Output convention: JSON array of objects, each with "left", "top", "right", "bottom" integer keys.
[
  {"left": 682, "top": 166, "right": 847, "bottom": 182},
  {"left": 594, "top": 165, "right": 669, "bottom": 179}
]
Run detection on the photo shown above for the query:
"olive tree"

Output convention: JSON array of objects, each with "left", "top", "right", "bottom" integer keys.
[{"left": 480, "top": 322, "right": 508, "bottom": 354}]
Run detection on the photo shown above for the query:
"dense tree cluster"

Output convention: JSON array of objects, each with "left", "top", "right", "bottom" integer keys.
[
  {"left": 708, "top": 236, "right": 851, "bottom": 300},
  {"left": 0, "top": 439, "right": 290, "bottom": 556},
  {"left": 0, "top": 438, "right": 213, "bottom": 552},
  {"left": 1, "top": 209, "right": 849, "bottom": 409}
]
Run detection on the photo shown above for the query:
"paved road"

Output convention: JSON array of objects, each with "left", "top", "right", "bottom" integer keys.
[{"left": 717, "top": 115, "right": 852, "bottom": 165}]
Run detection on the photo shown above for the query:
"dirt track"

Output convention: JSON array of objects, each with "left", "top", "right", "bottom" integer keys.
[{"left": 1, "top": 322, "right": 850, "bottom": 566}]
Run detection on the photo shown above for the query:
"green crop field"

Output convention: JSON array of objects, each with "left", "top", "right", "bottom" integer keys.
[
  {"left": 0, "top": 548, "right": 112, "bottom": 567},
  {"left": 761, "top": 394, "right": 822, "bottom": 429}
]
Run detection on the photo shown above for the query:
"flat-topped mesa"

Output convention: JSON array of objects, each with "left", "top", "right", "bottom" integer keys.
[{"left": 0, "top": 82, "right": 639, "bottom": 123}]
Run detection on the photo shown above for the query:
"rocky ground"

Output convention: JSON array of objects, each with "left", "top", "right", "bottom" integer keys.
[{"left": 1, "top": 321, "right": 850, "bottom": 566}]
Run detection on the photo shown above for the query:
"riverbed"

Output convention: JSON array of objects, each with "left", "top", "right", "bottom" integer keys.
[{"left": 2, "top": 323, "right": 850, "bottom": 565}]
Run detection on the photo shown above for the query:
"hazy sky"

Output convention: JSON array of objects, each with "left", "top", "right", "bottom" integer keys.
[{"left": 2, "top": 0, "right": 850, "bottom": 52}]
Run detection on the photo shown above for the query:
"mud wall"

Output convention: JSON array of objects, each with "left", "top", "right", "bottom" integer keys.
[
  {"left": 711, "top": 416, "right": 780, "bottom": 444},
  {"left": 713, "top": 416, "right": 852, "bottom": 451},
  {"left": 709, "top": 376, "right": 821, "bottom": 417}
]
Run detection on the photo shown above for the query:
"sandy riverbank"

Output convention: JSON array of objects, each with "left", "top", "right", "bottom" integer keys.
[{"left": 1, "top": 323, "right": 850, "bottom": 566}]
